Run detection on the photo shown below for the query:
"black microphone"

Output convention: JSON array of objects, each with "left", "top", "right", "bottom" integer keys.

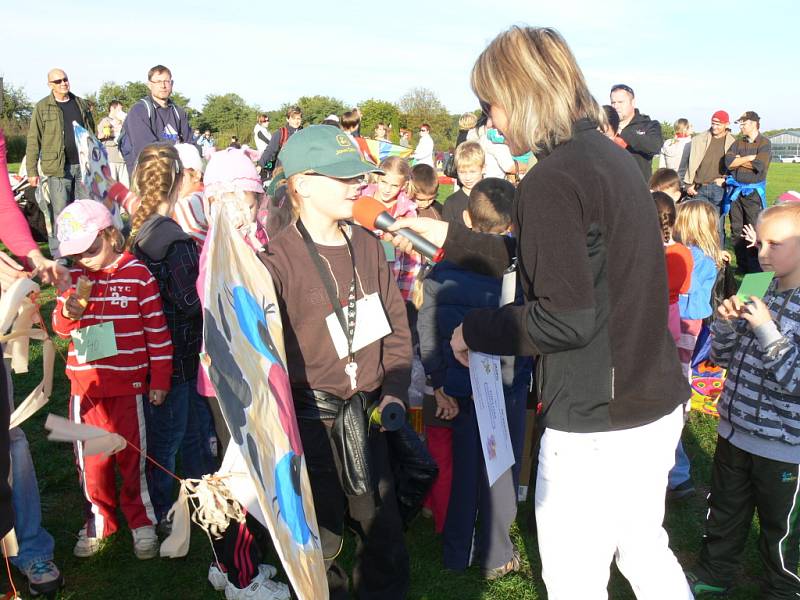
[{"left": 353, "top": 196, "right": 444, "bottom": 263}]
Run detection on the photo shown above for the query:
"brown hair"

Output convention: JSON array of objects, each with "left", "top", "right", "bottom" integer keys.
[
  {"left": 674, "top": 118, "right": 691, "bottom": 135},
  {"left": 649, "top": 168, "right": 681, "bottom": 195},
  {"left": 286, "top": 105, "right": 302, "bottom": 118},
  {"left": 410, "top": 164, "right": 439, "bottom": 197},
  {"left": 100, "top": 226, "right": 126, "bottom": 254},
  {"left": 341, "top": 110, "right": 360, "bottom": 130},
  {"left": 471, "top": 26, "right": 604, "bottom": 154},
  {"left": 379, "top": 156, "right": 412, "bottom": 182},
  {"left": 128, "top": 143, "right": 181, "bottom": 248},
  {"left": 468, "top": 178, "right": 514, "bottom": 233},
  {"left": 147, "top": 65, "right": 172, "bottom": 80},
  {"left": 652, "top": 191, "right": 676, "bottom": 244}
]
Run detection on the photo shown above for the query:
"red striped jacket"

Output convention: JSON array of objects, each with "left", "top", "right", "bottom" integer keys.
[{"left": 52, "top": 252, "right": 173, "bottom": 397}]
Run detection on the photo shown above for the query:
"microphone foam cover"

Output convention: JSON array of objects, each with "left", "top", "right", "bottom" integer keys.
[{"left": 352, "top": 196, "right": 385, "bottom": 230}]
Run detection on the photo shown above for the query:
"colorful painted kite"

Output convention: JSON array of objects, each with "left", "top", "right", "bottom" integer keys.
[
  {"left": 72, "top": 122, "right": 126, "bottom": 232},
  {"left": 359, "top": 137, "right": 413, "bottom": 165},
  {"left": 202, "top": 201, "right": 327, "bottom": 599}
]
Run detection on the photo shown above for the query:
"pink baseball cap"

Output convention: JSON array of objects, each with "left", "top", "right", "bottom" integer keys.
[
  {"left": 55, "top": 199, "right": 113, "bottom": 257},
  {"left": 203, "top": 147, "right": 263, "bottom": 195}
]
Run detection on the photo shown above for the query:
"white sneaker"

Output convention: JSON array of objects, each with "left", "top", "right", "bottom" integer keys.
[
  {"left": 131, "top": 526, "right": 159, "bottom": 560},
  {"left": 224, "top": 568, "right": 290, "bottom": 600},
  {"left": 73, "top": 526, "right": 102, "bottom": 558},
  {"left": 208, "top": 562, "right": 229, "bottom": 591}
]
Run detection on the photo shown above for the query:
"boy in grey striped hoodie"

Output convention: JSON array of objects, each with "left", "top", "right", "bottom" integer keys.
[{"left": 687, "top": 203, "right": 800, "bottom": 598}]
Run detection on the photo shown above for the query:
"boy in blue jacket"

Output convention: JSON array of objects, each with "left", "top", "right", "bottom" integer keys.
[{"left": 418, "top": 177, "right": 532, "bottom": 579}]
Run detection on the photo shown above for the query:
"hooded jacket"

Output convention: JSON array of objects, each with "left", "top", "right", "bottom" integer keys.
[
  {"left": 619, "top": 109, "right": 663, "bottom": 182},
  {"left": 132, "top": 215, "right": 202, "bottom": 384}
]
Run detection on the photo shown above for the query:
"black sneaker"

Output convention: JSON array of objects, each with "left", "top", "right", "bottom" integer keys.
[
  {"left": 685, "top": 570, "right": 728, "bottom": 596},
  {"left": 667, "top": 479, "right": 696, "bottom": 502}
]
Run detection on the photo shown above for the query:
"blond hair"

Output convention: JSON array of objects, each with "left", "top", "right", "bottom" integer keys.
[
  {"left": 758, "top": 202, "right": 800, "bottom": 232},
  {"left": 128, "top": 143, "right": 181, "bottom": 248},
  {"left": 674, "top": 118, "right": 691, "bottom": 135},
  {"left": 674, "top": 201, "right": 724, "bottom": 267},
  {"left": 455, "top": 141, "right": 485, "bottom": 170},
  {"left": 471, "top": 26, "right": 604, "bottom": 154}
]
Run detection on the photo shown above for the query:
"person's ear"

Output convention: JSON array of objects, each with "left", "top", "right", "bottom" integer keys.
[{"left": 462, "top": 210, "right": 472, "bottom": 229}]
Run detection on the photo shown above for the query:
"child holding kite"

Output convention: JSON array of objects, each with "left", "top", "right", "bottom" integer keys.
[
  {"left": 51, "top": 199, "right": 172, "bottom": 560},
  {"left": 259, "top": 125, "right": 412, "bottom": 599}
]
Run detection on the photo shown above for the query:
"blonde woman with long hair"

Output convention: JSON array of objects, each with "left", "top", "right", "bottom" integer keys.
[{"left": 385, "top": 26, "right": 692, "bottom": 598}]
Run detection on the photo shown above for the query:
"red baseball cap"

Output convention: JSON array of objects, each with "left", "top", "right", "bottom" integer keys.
[{"left": 711, "top": 110, "right": 729, "bottom": 123}]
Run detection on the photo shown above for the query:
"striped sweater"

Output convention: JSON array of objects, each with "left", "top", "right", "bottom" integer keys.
[
  {"left": 712, "top": 283, "right": 800, "bottom": 462},
  {"left": 52, "top": 252, "right": 173, "bottom": 397}
]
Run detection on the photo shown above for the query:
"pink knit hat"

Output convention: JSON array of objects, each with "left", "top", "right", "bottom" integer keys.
[
  {"left": 55, "top": 200, "right": 113, "bottom": 257},
  {"left": 203, "top": 147, "right": 263, "bottom": 195}
]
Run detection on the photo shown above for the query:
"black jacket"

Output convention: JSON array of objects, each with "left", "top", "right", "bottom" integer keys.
[
  {"left": 133, "top": 215, "right": 202, "bottom": 384},
  {"left": 445, "top": 119, "right": 687, "bottom": 433},
  {"left": 619, "top": 109, "right": 663, "bottom": 181}
]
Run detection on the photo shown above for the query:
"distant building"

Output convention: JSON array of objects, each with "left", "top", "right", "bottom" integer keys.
[{"left": 768, "top": 130, "right": 800, "bottom": 160}]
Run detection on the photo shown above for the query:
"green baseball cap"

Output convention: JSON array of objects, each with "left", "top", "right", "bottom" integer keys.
[{"left": 278, "top": 125, "right": 383, "bottom": 179}]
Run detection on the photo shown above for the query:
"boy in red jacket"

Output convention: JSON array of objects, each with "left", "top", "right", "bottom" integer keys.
[{"left": 51, "top": 200, "right": 172, "bottom": 560}]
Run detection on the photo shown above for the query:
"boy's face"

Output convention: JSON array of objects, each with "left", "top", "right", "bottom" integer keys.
[
  {"left": 414, "top": 191, "right": 437, "bottom": 209},
  {"left": 376, "top": 171, "right": 406, "bottom": 205},
  {"left": 457, "top": 164, "right": 483, "bottom": 192},
  {"left": 287, "top": 113, "right": 302, "bottom": 129},
  {"left": 756, "top": 217, "right": 800, "bottom": 282}
]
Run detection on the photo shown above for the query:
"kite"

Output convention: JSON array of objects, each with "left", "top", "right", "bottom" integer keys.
[
  {"left": 202, "top": 200, "right": 327, "bottom": 599},
  {"left": 72, "top": 122, "right": 125, "bottom": 228},
  {"left": 359, "top": 137, "right": 413, "bottom": 165}
]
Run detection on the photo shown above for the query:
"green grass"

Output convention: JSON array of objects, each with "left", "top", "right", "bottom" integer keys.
[
  {"left": 8, "top": 162, "right": 21, "bottom": 173},
  {"left": 8, "top": 165, "right": 800, "bottom": 599}
]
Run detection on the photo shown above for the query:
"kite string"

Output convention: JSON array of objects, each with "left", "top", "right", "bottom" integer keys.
[
  {"left": 32, "top": 301, "right": 183, "bottom": 484},
  {"left": 1, "top": 538, "right": 18, "bottom": 600}
]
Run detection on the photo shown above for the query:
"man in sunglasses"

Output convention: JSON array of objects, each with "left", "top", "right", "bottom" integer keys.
[
  {"left": 609, "top": 84, "right": 663, "bottom": 182},
  {"left": 25, "top": 68, "right": 95, "bottom": 256}
]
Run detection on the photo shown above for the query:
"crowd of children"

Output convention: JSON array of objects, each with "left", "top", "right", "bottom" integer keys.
[{"left": 6, "top": 98, "right": 800, "bottom": 600}]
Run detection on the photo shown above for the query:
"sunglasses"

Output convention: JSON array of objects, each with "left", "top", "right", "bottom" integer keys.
[
  {"left": 611, "top": 84, "right": 634, "bottom": 96},
  {"left": 49, "top": 77, "right": 69, "bottom": 85}
]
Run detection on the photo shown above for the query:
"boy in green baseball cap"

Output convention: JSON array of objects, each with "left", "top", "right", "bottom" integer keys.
[{"left": 261, "top": 125, "right": 411, "bottom": 597}]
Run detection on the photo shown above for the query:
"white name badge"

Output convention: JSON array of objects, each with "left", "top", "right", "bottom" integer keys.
[{"left": 325, "top": 293, "right": 392, "bottom": 360}]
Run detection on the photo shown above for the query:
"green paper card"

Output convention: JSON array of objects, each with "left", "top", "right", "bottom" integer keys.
[
  {"left": 381, "top": 240, "right": 396, "bottom": 262},
  {"left": 71, "top": 322, "right": 119, "bottom": 364},
  {"left": 737, "top": 271, "right": 775, "bottom": 302}
]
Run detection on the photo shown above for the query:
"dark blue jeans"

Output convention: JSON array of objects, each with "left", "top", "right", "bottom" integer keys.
[
  {"left": 144, "top": 378, "right": 218, "bottom": 523},
  {"left": 694, "top": 183, "right": 726, "bottom": 246}
]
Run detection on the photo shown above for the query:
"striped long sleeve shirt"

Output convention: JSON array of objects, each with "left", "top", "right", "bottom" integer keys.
[
  {"left": 711, "top": 283, "right": 800, "bottom": 462},
  {"left": 52, "top": 252, "right": 173, "bottom": 397}
]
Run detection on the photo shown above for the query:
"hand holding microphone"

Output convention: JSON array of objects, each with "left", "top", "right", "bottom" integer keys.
[{"left": 352, "top": 196, "right": 448, "bottom": 262}]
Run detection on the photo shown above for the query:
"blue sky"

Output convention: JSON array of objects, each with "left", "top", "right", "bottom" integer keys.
[{"left": 3, "top": 0, "right": 798, "bottom": 130}]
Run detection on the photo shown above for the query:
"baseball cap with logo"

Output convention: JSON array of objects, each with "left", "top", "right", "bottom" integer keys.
[
  {"left": 737, "top": 111, "right": 760, "bottom": 124},
  {"left": 278, "top": 125, "right": 383, "bottom": 179},
  {"left": 55, "top": 199, "right": 113, "bottom": 257},
  {"left": 711, "top": 110, "right": 730, "bottom": 123}
]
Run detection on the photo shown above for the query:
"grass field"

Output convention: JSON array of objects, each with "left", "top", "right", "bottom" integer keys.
[{"left": 3, "top": 165, "right": 800, "bottom": 599}]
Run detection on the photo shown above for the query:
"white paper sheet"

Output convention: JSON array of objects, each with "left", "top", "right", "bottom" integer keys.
[{"left": 468, "top": 351, "right": 515, "bottom": 486}]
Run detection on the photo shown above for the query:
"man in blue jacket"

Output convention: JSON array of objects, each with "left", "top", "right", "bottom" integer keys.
[{"left": 120, "top": 65, "right": 193, "bottom": 174}]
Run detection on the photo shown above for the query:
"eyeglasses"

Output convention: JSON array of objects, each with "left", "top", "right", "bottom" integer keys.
[
  {"left": 49, "top": 77, "right": 69, "bottom": 85},
  {"left": 610, "top": 84, "right": 635, "bottom": 96},
  {"left": 149, "top": 79, "right": 173, "bottom": 87}
]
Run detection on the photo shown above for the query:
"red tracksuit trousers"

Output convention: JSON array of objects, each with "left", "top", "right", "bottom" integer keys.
[{"left": 71, "top": 394, "right": 156, "bottom": 538}]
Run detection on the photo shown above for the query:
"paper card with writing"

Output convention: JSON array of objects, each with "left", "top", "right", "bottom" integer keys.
[
  {"left": 469, "top": 351, "right": 515, "bottom": 486},
  {"left": 71, "top": 322, "right": 118, "bottom": 364},
  {"left": 326, "top": 293, "right": 392, "bottom": 360}
]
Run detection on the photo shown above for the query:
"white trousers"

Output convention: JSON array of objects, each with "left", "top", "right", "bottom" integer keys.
[{"left": 535, "top": 405, "right": 693, "bottom": 600}]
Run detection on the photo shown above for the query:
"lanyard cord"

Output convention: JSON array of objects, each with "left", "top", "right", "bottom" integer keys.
[{"left": 295, "top": 220, "right": 357, "bottom": 362}]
